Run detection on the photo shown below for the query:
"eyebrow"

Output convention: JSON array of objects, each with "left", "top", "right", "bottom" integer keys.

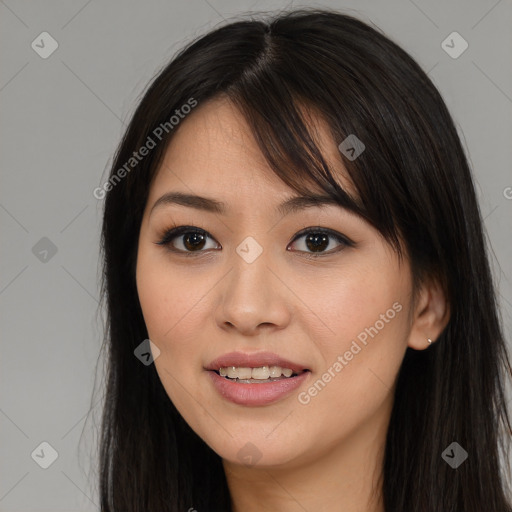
[{"left": 149, "top": 191, "right": 345, "bottom": 218}]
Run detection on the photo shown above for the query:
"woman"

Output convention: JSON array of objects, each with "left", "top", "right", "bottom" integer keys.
[{"left": 96, "top": 8, "right": 512, "bottom": 511}]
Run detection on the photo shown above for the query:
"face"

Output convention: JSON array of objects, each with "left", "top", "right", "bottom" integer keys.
[{"left": 136, "top": 96, "right": 415, "bottom": 469}]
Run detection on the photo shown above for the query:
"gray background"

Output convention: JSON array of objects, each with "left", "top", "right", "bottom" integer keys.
[{"left": 1, "top": 0, "right": 511, "bottom": 510}]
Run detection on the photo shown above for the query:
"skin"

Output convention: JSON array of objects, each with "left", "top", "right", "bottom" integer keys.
[{"left": 136, "top": 96, "right": 449, "bottom": 512}]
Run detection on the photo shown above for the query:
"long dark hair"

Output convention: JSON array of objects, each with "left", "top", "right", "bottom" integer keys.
[{"left": 95, "top": 8, "right": 512, "bottom": 511}]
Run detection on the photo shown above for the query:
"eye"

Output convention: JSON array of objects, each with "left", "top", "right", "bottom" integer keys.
[
  {"left": 154, "top": 225, "right": 354, "bottom": 258},
  {"left": 155, "top": 225, "right": 219, "bottom": 256},
  {"left": 288, "top": 227, "right": 354, "bottom": 258}
]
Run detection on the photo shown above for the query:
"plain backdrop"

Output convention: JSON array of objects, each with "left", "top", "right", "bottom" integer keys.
[{"left": 1, "top": 1, "right": 511, "bottom": 510}]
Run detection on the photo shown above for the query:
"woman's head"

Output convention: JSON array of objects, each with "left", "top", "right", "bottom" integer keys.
[
  {"left": 135, "top": 93, "right": 448, "bottom": 465},
  {"left": 99, "top": 8, "right": 512, "bottom": 511}
]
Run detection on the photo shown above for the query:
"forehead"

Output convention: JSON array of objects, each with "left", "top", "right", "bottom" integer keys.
[{"left": 147, "top": 96, "right": 357, "bottom": 210}]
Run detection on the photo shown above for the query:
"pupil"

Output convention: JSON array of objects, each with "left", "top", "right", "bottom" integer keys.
[
  {"left": 184, "top": 232, "right": 206, "bottom": 251},
  {"left": 306, "top": 233, "right": 328, "bottom": 252}
]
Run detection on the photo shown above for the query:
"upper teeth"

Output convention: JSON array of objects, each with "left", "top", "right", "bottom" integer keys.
[{"left": 219, "top": 366, "right": 294, "bottom": 379}]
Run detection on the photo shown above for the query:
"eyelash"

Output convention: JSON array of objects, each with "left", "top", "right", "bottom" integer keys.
[{"left": 154, "top": 224, "right": 355, "bottom": 259}]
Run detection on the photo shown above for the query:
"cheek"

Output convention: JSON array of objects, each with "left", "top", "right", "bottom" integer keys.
[
  {"left": 298, "top": 255, "right": 409, "bottom": 351},
  {"left": 136, "top": 250, "right": 209, "bottom": 418},
  {"left": 136, "top": 246, "right": 209, "bottom": 342},
  {"left": 290, "top": 255, "right": 410, "bottom": 417},
  {"left": 135, "top": 248, "right": 219, "bottom": 403}
]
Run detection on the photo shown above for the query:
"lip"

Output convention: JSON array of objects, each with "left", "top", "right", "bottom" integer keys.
[
  {"left": 207, "top": 369, "right": 311, "bottom": 406},
  {"left": 204, "top": 351, "right": 311, "bottom": 407}
]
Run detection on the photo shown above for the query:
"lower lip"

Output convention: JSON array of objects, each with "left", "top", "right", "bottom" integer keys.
[{"left": 207, "top": 370, "right": 310, "bottom": 406}]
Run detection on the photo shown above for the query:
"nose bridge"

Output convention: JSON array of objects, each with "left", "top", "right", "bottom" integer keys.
[
  {"left": 216, "top": 234, "right": 290, "bottom": 333},
  {"left": 232, "top": 236, "right": 271, "bottom": 296}
]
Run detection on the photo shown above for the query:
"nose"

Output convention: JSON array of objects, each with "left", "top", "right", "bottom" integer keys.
[{"left": 215, "top": 246, "right": 292, "bottom": 337}]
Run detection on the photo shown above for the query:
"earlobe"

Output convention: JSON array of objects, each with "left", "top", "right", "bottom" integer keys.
[{"left": 408, "top": 278, "right": 450, "bottom": 351}]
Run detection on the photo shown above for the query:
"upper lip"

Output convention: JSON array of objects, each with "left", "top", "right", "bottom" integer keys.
[{"left": 205, "top": 351, "right": 310, "bottom": 374}]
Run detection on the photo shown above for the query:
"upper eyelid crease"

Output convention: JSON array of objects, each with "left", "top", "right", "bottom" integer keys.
[{"left": 149, "top": 191, "right": 350, "bottom": 218}]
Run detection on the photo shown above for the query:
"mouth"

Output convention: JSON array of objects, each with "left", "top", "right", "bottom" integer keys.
[{"left": 205, "top": 352, "right": 312, "bottom": 406}]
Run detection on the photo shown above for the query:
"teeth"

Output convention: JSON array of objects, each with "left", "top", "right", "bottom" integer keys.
[
  {"left": 226, "top": 367, "right": 238, "bottom": 378},
  {"left": 269, "top": 366, "right": 281, "bottom": 378},
  {"left": 252, "top": 366, "right": 270, "bottom": 379},
  {"left": 236, "top": 367, "right": 252, "bottom": 379},
  {"left": 218, "top": 366, "right": 298, "bottom": 380}
]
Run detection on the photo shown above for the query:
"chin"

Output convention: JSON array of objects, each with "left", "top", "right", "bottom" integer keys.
[{"left": 214, "top": 436, "right": 301, "bottom": 469}]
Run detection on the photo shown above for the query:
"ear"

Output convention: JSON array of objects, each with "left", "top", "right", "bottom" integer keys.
[{"left": 408, "top": 277, "right": 450, "bottom": 350}]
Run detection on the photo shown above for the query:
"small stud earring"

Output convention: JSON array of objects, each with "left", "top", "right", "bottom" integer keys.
[{"left": 427, "top": 338, "right": 433, "bottom": 344}]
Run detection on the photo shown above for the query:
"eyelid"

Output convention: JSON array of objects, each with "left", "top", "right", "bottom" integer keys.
[{"left": 291, "top": 226, "right": 354, "bottom": 247}]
